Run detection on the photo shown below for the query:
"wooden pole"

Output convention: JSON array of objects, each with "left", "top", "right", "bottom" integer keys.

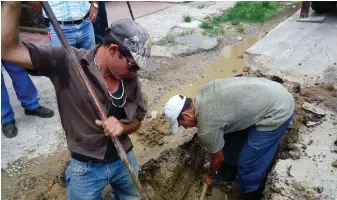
[
  {"left": 126, "top": 1, "right": 135, "bottom": 21},
  {"left": 199, "top": 183, "right": 208, "bottom": 200},
  {"left": 40, "top": 2, "right": 148, "bottom": 199}
]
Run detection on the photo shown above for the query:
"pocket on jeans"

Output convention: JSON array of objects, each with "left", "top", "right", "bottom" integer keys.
[{"left": 68, "top": 159, "right": 87, "bottom": 176}]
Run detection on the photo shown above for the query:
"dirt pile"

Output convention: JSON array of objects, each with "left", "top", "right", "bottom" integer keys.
[
  {"left": 1, "top": 150, "right": 69, "bottom": 200},
  {"left": 135, "top": 114, "right": 173, "bottom": 147}
]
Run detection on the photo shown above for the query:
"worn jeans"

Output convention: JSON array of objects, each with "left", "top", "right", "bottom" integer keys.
[
  {"left": 1, "top": 61, "right": 40, "bottom": 123},
  {"left": 48, "top": 19, "right": 95, "bottom": 50},
  {"left": 65, "top": 150, "right": 141, "bottom": 200}
]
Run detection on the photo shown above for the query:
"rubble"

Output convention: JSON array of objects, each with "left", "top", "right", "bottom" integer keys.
[
  {"left": 172, "top": 35, "right": 219, "bottom": 56},
  {"left": 302, "top": 102, "right": 326, "bottom": 117}
]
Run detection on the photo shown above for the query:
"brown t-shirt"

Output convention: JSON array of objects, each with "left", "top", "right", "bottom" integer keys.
[{"left": 23, "top": 42, "right": 146, "bottom": 161}]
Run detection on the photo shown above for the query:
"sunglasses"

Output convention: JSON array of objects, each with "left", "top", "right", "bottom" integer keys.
[{"left": 125, "top": 57, "right": 140, "bottom": 72}]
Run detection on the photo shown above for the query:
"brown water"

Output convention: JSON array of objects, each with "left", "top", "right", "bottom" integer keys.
[{"left": 152, "top": 30, "right": 269, "bottom": 112}]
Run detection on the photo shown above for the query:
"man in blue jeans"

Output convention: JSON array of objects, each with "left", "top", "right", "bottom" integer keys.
[
  {"left": 165, "top": 77, "right": 295, "bottom": 200},
  {"left": 28, "top": 1, "right": 99, "bottom": 49},
  {"left": 2, "top": 2, "right": 156, "bottom": 199},
  {"left": 1, "top": 61, "right": 54, "bottom": 138}
]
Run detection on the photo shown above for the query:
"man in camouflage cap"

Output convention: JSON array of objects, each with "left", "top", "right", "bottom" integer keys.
[{"left": 2, "top": 2, "right": 155, "bottom": 199}]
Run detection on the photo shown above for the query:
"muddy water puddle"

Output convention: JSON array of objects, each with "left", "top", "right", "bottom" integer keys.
[{"left": 152, "top": 33, "right": 268, "bottom": 113}]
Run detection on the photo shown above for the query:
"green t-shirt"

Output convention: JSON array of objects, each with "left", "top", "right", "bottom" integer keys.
[{"left": 196, "top": 77, "right": 295, "bottom": 153}]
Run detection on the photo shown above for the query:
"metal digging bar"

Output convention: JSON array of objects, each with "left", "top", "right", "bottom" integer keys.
[{"left": 40, "top": 2, "right": 148, "bottom": 200}]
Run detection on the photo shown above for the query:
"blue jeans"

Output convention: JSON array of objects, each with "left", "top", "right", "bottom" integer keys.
[
  {"left": 1, "top": 61, "right": 40, "bottom": 123},
  {"left": 48, "top": 19, "right": 95, "bottom": 50},
  {"left": 66, "top": 150, "right": 141, "bottom": 200},
  {"left": 223, "top": 114, "right": 294, "bottom": 193}
]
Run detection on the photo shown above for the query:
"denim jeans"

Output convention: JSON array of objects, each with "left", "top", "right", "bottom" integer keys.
[
  {"left": 1, "top": 61, "right": 40, "bottom": 123},
  {"left": 48, "top": 19, "right": 95, "bottom": 50},
  {"left": 65, "top": 150, "right": 141, "bottom": 200},
  {"left": 222, "top": 114, "right": 294, "bottom": 193}
]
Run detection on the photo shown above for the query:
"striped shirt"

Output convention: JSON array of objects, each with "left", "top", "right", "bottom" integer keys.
[{"left": 43, "top": 1, "right": 90, "bottom": 21}]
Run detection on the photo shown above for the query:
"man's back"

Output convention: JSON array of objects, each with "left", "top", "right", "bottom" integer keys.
[{"left": 196, "top": 77, "right": 295, "bottom": 135}]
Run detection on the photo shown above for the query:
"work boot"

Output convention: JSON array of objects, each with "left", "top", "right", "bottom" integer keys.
[
  {"left": 2, "top": 120, "right": 18, "bottom": 138},
  {"left": 242, "top": 190, "right": 260, "bottom": 200},
  {"left": 212, "top": 165, "right": 238, "bottom": 187},
  {"left": 25, "top": 106, "right": 54, "bottom": 118}
]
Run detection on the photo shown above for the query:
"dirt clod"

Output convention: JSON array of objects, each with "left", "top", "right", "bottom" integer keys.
[
  {"left": 293, "top": 181, "right": 305, "bottom": 191},
  {"left": 136, "top": 115, "right": 172, "bottom": 147},
  {"left": 270, "top": 75, "right": 284, "bottom": 83},
  {"left": 332, "top": 161, "right": 337, "bottom": 168},
  {"left": 315, "top": 187, "right": 324, "bottom": 194},
  {"left": 292, "top": 83, "right": 301, "bottom": 93}
]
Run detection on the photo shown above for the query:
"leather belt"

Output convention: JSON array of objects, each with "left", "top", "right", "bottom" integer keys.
[{"left": 45, "top": 13, "right": 89, "bottom": 26}]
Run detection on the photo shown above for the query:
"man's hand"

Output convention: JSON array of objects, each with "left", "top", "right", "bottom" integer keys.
[
  {"left": 202, "top": 150, "right": 224, "bottom": 186},
  {"left": 88, "top": 3, "right": 98, "bottom": 22},
  {"left": 203, "top": 171, "right": 213, "bottom": 186},
  {"left": 95, "top": 117, "right": 124, "bottom": 137}
]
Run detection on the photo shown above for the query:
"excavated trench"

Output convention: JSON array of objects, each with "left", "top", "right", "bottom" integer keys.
[
  {"left": 135, "top": 66, "right": 336, "bottom": 200},
  {"left": 137, "top": 133, "right": 243, "bottom": 200},
  {"left": 139, "top": 135, "right": 210, "bottom": 200}
]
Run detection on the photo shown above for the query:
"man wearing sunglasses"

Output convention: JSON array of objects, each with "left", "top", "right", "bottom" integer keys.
[{"left": 2, "top": 2, "right": 155, "bottom": 199}]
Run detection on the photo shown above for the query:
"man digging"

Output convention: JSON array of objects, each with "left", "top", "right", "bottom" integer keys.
[
  {"left": 164, "top": 77, "right": 295, "bottom": 200},
  {"left": 2, "top": 2, "right": 155, "bottom": 199}
]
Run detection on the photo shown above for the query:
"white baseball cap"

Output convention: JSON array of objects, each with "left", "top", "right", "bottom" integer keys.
[{"left": 164, "top": 95, "right": 186, "bottom": 134}]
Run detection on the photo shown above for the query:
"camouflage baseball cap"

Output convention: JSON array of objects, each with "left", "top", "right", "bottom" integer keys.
[{"left": 109, "top": 18, "right": 156, "bottom": 72}]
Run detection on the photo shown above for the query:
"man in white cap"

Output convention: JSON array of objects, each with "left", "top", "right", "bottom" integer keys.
[{"left": 164, "top": 77, "right": 295, "bottom": 200}]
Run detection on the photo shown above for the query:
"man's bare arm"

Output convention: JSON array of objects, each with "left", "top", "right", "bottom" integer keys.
[
  {"left": 121, "top": 119, "right": 141, "bottom": 135},
  {"left": 208, "top": 150, "right": 224, "bottom": 176},
  {"left": 203, "top": 150, "right": 224, "bottom": 185},
  {"left": 1, "top": 1, "right": 34, "bottom": 69}
]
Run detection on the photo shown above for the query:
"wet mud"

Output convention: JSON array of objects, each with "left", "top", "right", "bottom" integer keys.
[
  {"left": 135, "top": 114, "right": 172, "bottom": 147},
  {"left": 139, "top": 135, "right": 212, "bottom": 200}
]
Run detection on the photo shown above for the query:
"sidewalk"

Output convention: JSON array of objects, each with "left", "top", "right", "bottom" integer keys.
[{"left": 106, "top": 1, "right": 178, "bottom": 23}]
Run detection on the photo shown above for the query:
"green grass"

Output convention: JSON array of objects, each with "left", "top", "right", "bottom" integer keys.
[
  {"left": 156, "top": 30, "right": 194, "bottom": 46},
  {"left": 157, "top": 35, "right": 176, "bottom": 46},
  {"left": 224, "top": 1, "right": 281, "bottom": 23},
  {"left": 183, "top": 15, "right": 192, "bottom": 22},
  {"left": 236, "top": 23, "right": 245, "bottom": 34},
  {"left": 201, "top": 1, "right": 281, "bottom": 36},
  {"left": 202, "top": 26, "right": 225, "bottom": 37}
]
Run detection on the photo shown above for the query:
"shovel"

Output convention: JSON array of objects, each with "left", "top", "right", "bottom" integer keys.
[{"left": 199, "top": 183, "right": 208, "bottom": 200}]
